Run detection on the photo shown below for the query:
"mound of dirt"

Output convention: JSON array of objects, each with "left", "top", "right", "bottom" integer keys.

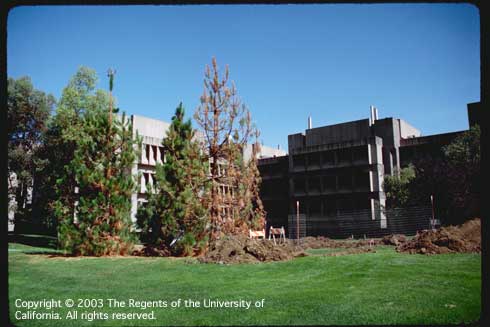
[
  {"left": 198, "top": 235, "right": 307, "bottom": 264},
  {"left": 133, "top": 244, "right": 171, "bottom": 257},
  {"left": 382, "top": 234, "right": 407, "bottom": 246},
  {"left": 299, "top": 236, "right": 342, "bottom": 249},
  {"left": 197, "top": 234, "right": 382, "bottom": 264},
  {"left": 396, "top": 218, "right": 481, "bottom": 255},
  {"left": 299, "top": 236, "right": 379, "bottom": 249}
]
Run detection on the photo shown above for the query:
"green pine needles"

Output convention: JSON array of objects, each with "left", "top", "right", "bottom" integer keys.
[
  {"left": 56, "top": 71, "right": 139, "bottom": 256},
  {"left": 137, "top": 103, "right": 210, "bottom": 256}
]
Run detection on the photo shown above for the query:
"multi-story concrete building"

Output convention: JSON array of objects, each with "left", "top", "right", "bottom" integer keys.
[
  {"left": 129, "top": 114, "right": 286, "bottom": 224},
  {"left": 129, "top": 115, "right": 170, "bottom": 222},
  {"left": 258, "top": 103, "right": 481, "bottom": 237},
  {"left": 11, "top": 103, "right": 479, "bottom": 235}
]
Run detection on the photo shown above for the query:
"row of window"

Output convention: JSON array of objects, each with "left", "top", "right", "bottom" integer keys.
[
  {"left": 293, "top": 198, "right": 372, "bottom": 215},
  {"left": 142, "top": 144, "right": 165, "bottom": 165},
  {"left": 293, "top": 171, "right": 371, "bottom": 193},
  {"left": 139, "top": 172, "right": 237, "bottom": 196},
  {"left": 292, "top": 146, "right": 369, "bottom": 167}
]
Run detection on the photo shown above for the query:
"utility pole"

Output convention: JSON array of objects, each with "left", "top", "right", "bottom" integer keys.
[
  {"left": 296, "top": 200, "right": 300, "bottom": 244},
  {"left": 430, "top": 194, "right": 435, "bottom": 230}
]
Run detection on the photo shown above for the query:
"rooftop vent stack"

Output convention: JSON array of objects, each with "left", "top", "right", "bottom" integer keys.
[
  {"left": 374, "top": 107, "right": 379, "bottom": 121},
  {"left": 369, "top": 106, "right": 375, "bottom": 125},
  {"left": 308, "top": 116, "right": 312, "bottom": 129}
]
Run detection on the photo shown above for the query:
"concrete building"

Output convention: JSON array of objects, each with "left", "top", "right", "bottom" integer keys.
[
  {"left": 258, "top": 103, "right": 480, "bottom": 237},
  {"left": 129, "top": 114, "right": 286, "bottom": 224},
  {"left": 129, "top": 115, "right": 170, "bottom": 222}
]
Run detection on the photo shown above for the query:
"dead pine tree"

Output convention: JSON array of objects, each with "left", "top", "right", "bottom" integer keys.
[{"left": 194, "top": 57, "right": 264, "bottom": 241}]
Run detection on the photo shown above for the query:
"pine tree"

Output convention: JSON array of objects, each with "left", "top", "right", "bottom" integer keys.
[
  {"left": 137, "top": 103, "right": 209, "bottom": 256},
  {"left": 222, "top": 130, "right": 266, "bottom": 235},
  {"left": 56, "top": 69, "right": 139, "bottom": 256},
  {"left": 194, "top": 58, "right": 265, "bottom": 240}
]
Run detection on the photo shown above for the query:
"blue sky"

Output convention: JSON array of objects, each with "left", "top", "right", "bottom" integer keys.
[{"left": 7, "top": 4, "right": 479, "bottom": 150}]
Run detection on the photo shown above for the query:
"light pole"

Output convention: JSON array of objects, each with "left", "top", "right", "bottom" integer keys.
[
  {"left": 430, "top": 194, "right": 435, "bottom": 230},
  {"left": 296, "top": 200, "right": 300, "bottom": 244}
]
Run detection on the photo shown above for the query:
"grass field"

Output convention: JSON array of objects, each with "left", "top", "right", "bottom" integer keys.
[{"left": 8, "top": 236, "right": 481, "bottom": 326}]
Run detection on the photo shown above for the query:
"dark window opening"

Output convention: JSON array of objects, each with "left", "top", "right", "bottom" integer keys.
[
  {"left": 294, "top": 177, "right": 306, "bottom": 194},
  {"left": 152, "top": 145, "right": 158, "bottom": 162},
  {"left": 322, "top": 151, "right": 335, "bottom": 166},
  {"left": 145, "top": 144, "right": 150, "bottom": 162},
  {"left": 322, "top": 176, "right": 336, "bottom": 191},
  {"left": 338, "top": 174, "right": 352, "bottom": 190},
  {"left": 308, "top": 176, "right": 321, "bottom": 193}
]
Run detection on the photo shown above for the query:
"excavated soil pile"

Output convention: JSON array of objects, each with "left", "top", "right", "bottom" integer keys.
[
  {"left": 396, "top": 218, "right": 481, "bottom": 255},
  {"left": 198, "top": 235, "right": 307, "bottom": 264},
  {"left": 299, "top": 236, "right": 343, "bottom": 249},
  {"left": 300, "top": 236, "right": 380, "bottom": 249},
  {"left": 381, "top": 234, "right": 407, "bottom": 246},
  {"left": 198, "top": 235, "right": 379, "bottom": 263},
  {"left": 133, "top": 245, "right": 172, "bottom": 257}
]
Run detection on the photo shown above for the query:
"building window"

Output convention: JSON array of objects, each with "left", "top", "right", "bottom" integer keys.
[
  {"left": 152, "top": 145, "right": 158, "bottom": 162},
  {"left": 309, "top": 199, "right": 322, "bottom": 216},
  {"left": 308, "top": 153, "right": 320, "bottom": 167},
  {"left": 337, "top": 148, "right": 351, "bottom": 164},
  {"left": 293, "top": 177, "right": 306, "bottom": 194},
  {"left": 145, "top": 144, "right": 150, "bottom": 162},
  {"left": 323, "top": 199, "right": 336, "bottom": 216},
  {"left": 322, "top": 176, "right": 336, "bottom": 191},
  {"left": 338, "top": 198, "right": 352, "bottom": 211},
  {"left": 352, "top": 146, "right": 368, "bottom": 163},
  {"left": 160, "top": 146, "right": 165, "bottom": 163},
  {"left": 338, "top": 174, "right": 351, "bottom": 190},
  {"left": 308, "top": 176, "right": 321, "bottom": 193},
  {"left": 293, "top": 155, "right": 305, "bottom": 167},
  {"left": 321, "top": 151, "right": 335, "bottom": 166},
  {"left": 354, "top": 170, "right": 370, "bottom": 190}
]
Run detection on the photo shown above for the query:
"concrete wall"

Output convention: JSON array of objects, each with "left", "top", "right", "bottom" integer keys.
[
  {"left": 398, "top": 119, "right": 421, "bottom": 139},
  {"left": 242, "top": 144, "right": 287, "bottom": 161},
  {"left": 304, "top": 119, "right": 371, "bottom": 147},
  {"left": 130, "top": 115, "right": 169, "bottom": 223}
]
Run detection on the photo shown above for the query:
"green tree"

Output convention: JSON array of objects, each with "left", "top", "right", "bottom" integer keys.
[
  {"left": 401, "top": 125, "right": 480, "bottom": 224},
  {"left": 36, "top": 67, "right": 109, "bottom": 234},
  {"left": 137, "top": 103, "right": 209, "bottom": 256},
  {"left": 56, "top": 69, "right": 139, "bottom": 256},
  {"left": 442, "top": 125, "right": 480, "bottom": 220},
  {"left": 383, "top": 165, "right": 416, "bottom": 208},
  {"left": 8, "top": 76, "right": 54, "bottom": 231}
]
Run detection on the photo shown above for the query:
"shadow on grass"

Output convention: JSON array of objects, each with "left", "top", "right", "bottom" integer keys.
[
  {"left": 24, "top": 252, "right": 74, "bottom": 257},
  {"left": 8, "top": 233, "right": 58, "bottom": 249}
]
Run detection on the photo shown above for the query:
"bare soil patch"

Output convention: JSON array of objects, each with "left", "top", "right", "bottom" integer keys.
[
  {"left": 396, "top": 218, "right": 480, "bottom": 255},
  {"left": 197, "top": 235, "right": 378, "bottom": 264},
  {"left": 381, "top": 234, "right": 407, "bottom": 246},
  {"left": 197, "top": 235, "right": 306, "bottom": 264}
]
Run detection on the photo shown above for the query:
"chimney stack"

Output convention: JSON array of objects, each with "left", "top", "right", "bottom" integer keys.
[
  {"left": 369, "top": 106, "right": 375, "bottom": 125},
  {"left": 308, "top": 116, "right": 312, "bottom": 129},
  {"left": 374, "top": 107, "right": 379, "bottom": 121}
]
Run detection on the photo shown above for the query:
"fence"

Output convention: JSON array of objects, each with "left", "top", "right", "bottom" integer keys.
[
  {"left": 287, "top": 206, "right": 433, "bottom": 239},
  {"left": 287, "top": 214, "right": 307, "bottom": 239}
]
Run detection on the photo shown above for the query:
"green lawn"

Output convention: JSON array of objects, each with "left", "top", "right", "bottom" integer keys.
[{"left": 9, "top": 240, "right": 481, "bottom": 326}]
